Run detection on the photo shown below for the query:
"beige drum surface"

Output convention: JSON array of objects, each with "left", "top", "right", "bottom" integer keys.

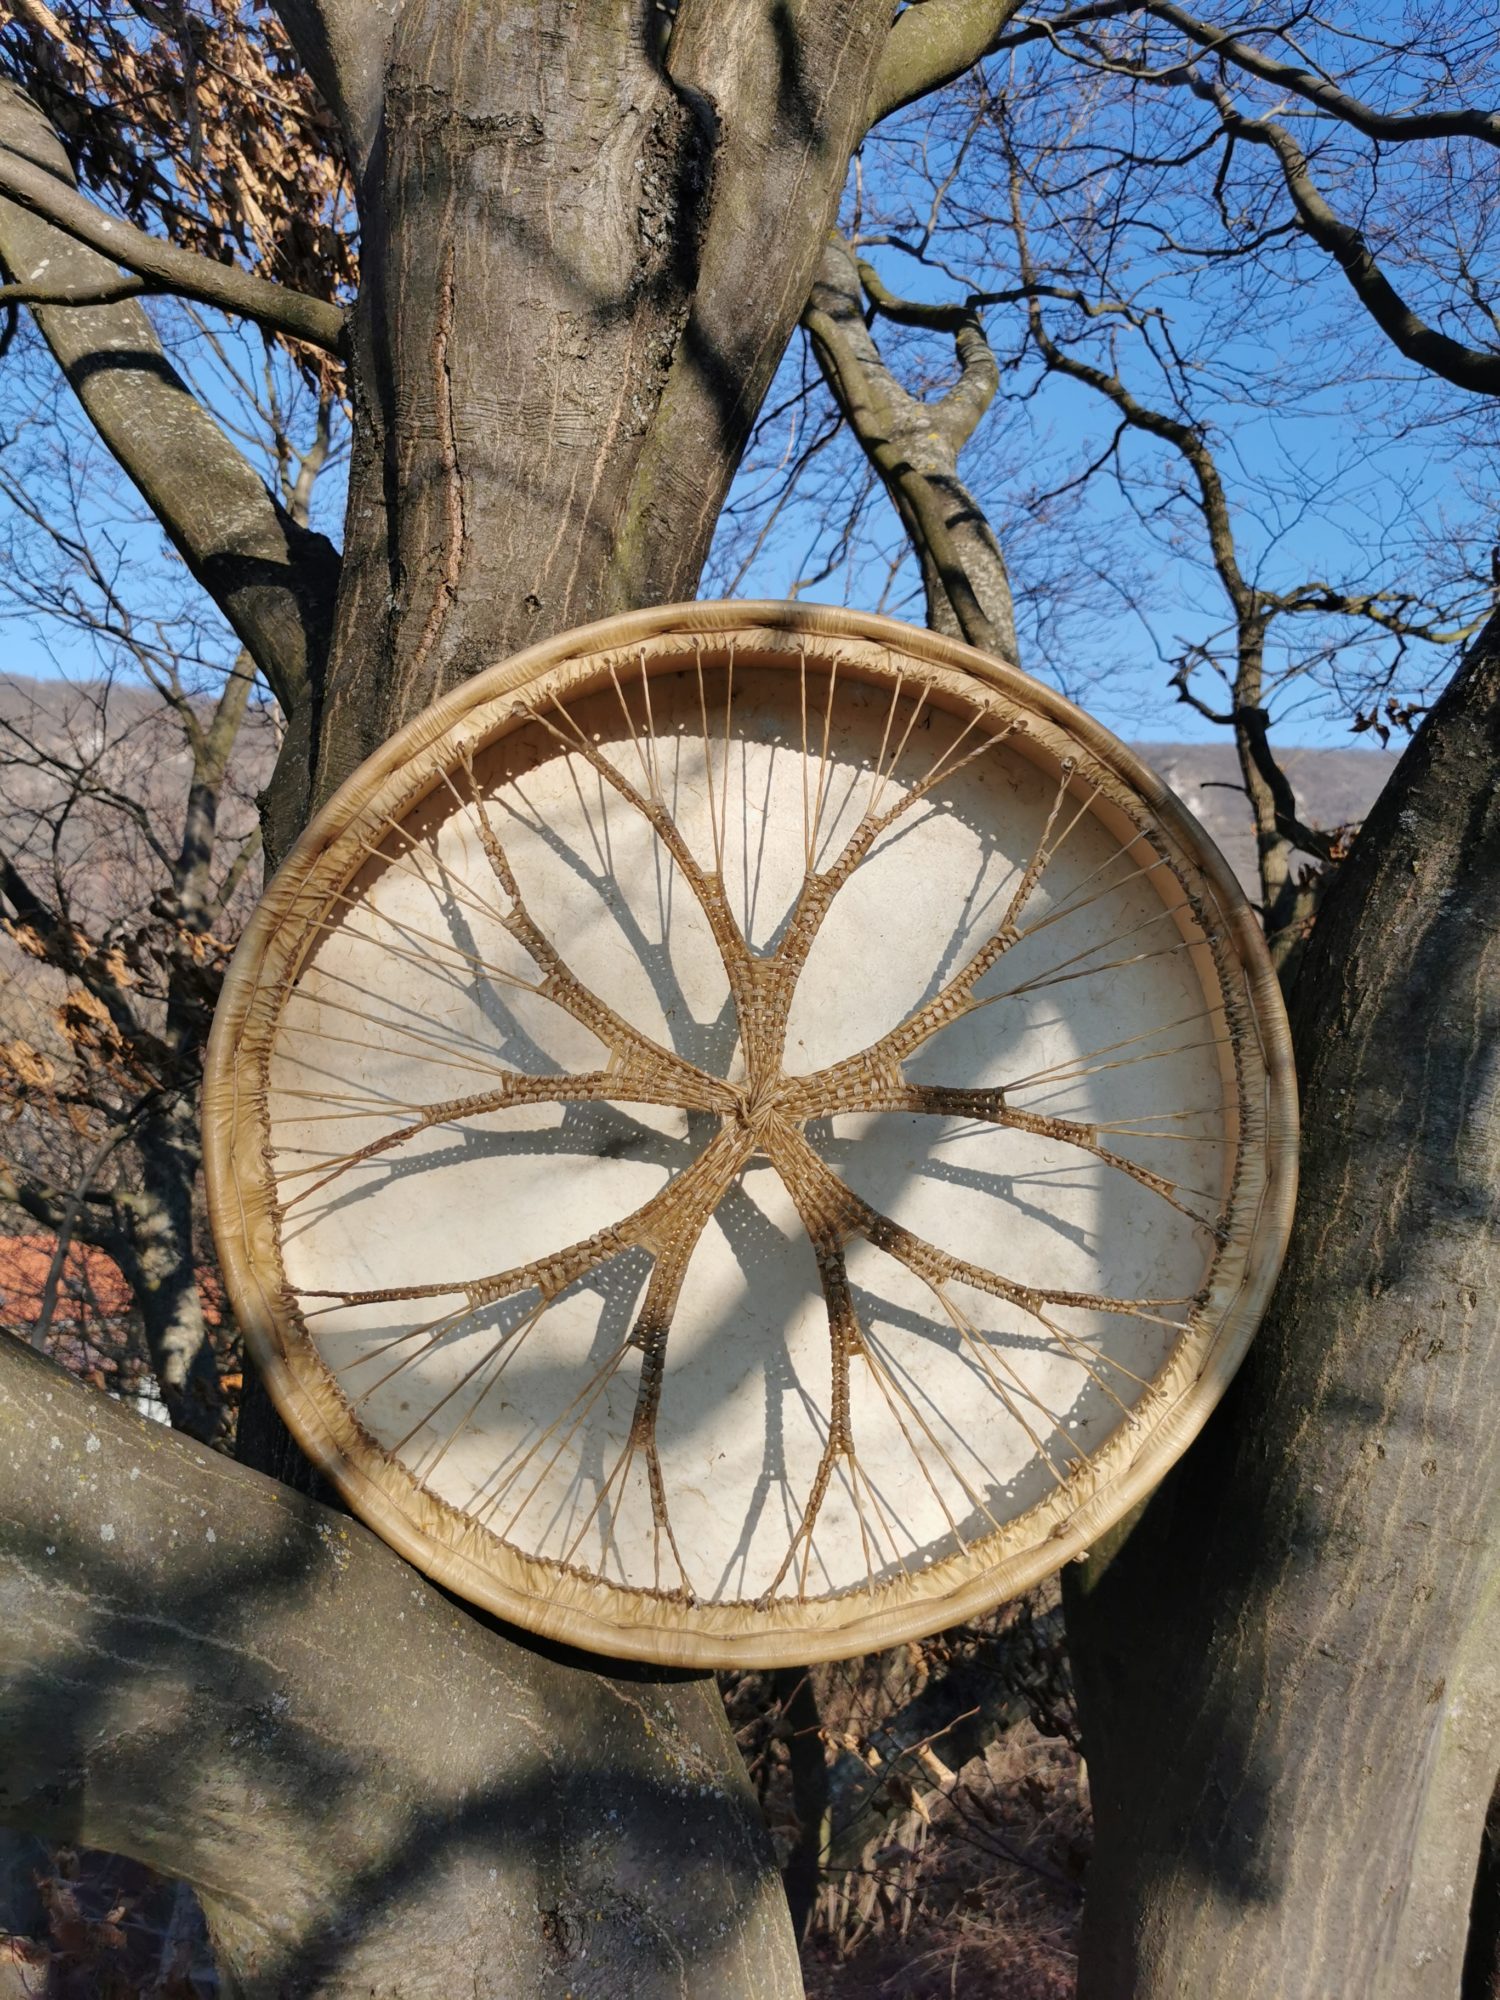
[{"left": 206, "top": 603, "right": 1296, "bottom": 1666}]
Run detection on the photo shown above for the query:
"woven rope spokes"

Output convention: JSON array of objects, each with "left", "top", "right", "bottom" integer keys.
[{"left": 260, "top": 636, "right": 1250, "bottom": 1624}]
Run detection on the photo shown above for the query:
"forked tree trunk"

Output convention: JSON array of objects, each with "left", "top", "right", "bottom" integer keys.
[
  {"left": 803, "top": 233, "right": 1018, "bottom": 662},
  {"left": 1065, "top": 606, "right": 1500, "bottom": 1997}
]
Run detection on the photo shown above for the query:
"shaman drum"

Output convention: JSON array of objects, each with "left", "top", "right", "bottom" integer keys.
[{"left": 206, "top": 603, "right": 1296, "bottom": 1666}]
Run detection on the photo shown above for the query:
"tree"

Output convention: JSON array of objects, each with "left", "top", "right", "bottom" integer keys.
[
  {"left": 802, "top": 230, "right": 1020, "bottom": 661},
  {"left": 0, "top": 3, "right": 1497, "bottom": 1995},
  {"left": 0, "top": 5, "right": 1034, "bottom": 1995},
  {"left": 775, "top": 39, "right": 1492, "bottom": 970},
  {"left": 0, "top": 334, "right": 335, "bottom": 1436},
  {"left": 0, "top": 647, "right": 256, "bottom": 1440},
  {"left": 1064, "top": 598, "right": 1500, "bottom": 1998}
]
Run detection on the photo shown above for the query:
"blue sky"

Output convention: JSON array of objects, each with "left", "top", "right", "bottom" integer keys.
[{"left": 2, "top": 19, "right": 1494, "bottom": 761}]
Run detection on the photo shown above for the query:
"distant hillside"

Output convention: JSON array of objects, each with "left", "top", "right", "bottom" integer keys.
[
  {"left": 0, "top": 674, "right": 1398, "bottom": 912},
  {"left": 1136, "top": 739, "right": 1398, "bottom": 894}
]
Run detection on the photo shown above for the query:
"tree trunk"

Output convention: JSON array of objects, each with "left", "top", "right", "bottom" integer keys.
[
  {"left": 1065, "top": 606, "right": 1500, "bottom": 1997},
  {"left": 1225, "top": 623, "right": 1316, "bottom": 971},
  {"left": 114, "top": 1094, "right": 222, "bottom": 1443},
  {"left": 0, "top": 1334, "right": 798, "bottom": 1999},
  {"left": 803, "top": 233, "right": 1018, "bottom": 661},
  {"left": 312, "top": 0, "right": 893, "bottom": 805}
]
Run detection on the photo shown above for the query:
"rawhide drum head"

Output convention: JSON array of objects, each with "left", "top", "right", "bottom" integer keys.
[{"left": 206, "top": 603, "right": 1296, "bottom": 1666}]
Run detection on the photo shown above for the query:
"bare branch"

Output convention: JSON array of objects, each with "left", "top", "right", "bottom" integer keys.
[
  {"left": 0, "top": 85, "right": 341, "bottom": 742},
  {"left": 999, "top": 2, "right": 1500, "bottom": 148},
  {"left": 859, "top": 253, "right": 1141, "bottom": 324},
  {"left": 0, "top": 129, "right": 345, "bottom": 353},
  {"left": 210, "top": 824, "right": 263, "bottom": 917},
  {"left": 0, "top": 273, "right": 159, "bottom": 308},
  {"left": 1232, "top": 703, "right": 1342, "bottom": 865},
  {"left": 0, "top": 1159, "right": 128, "bottom": 1261},
  {"left": 1185, "top": 77, "right": 1500, "bottom": 398},
  {"left": 804, "top": 232, "right": 1018, "bottom": 657},
  {"left": 1007, "top": 168, "right": 1252, "bottom": 621},
  {"left": 28, "top": 1125, "right": 132, "bottom": 1350},
  {"left": 867, "top": 0, "right": 1028, "bottom": 132}
]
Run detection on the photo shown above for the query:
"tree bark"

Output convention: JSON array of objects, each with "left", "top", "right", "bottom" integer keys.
[
  {"left": 1224, "top": 623, "right": 1318, "bottom": 970},
  {"left": 0, "top": 1334, "right": 798, "bottom": 1999},
  {"left": 803, "top": 233, "right": 1019, "bottom": 661},
  {"left": 1065, "top": 606, "right": 1500, "bottom": 1997},
  {"left": 113, "top": 1096, "right": 222, "bottom": 1443},
  {"left": 314, "top": 0, "right": 893, "bottom": 805}
]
